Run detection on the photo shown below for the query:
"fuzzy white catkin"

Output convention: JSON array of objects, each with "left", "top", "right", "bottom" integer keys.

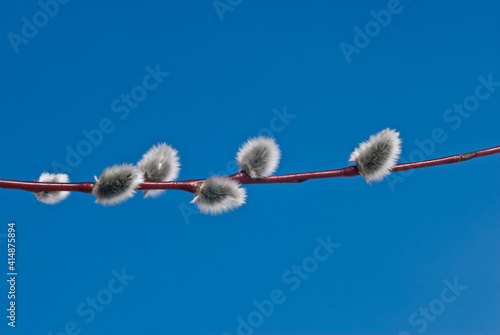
[
  {"left": 137, "top": 143, "right": 180, "bottom": 198},
  {"left": 236, "top": 136, "right": 281, "bottom": 178},
  {"left": 36, "top": 173, "right": 70, "bottom": 204},
  {"left": 191, "top": 177, "right": 247, "bottom": 215},
  {"left": 92, "top": 164, "right": 144, "bottom": 205},
  {"left": 349, "top": 128, "right": 402, "bottom": 183}
]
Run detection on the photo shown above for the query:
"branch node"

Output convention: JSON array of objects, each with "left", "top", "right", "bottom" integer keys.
[{"left": 461, "top": 152, "right": 477, "bottom": 162}]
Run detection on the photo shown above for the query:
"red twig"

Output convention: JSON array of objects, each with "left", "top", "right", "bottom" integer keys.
[{"left": 1, "top": 145, "right": 499, "bottom": 195}]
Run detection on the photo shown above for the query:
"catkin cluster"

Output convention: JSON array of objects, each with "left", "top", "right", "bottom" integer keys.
[{"left": 35, "top": 129, "right": 402, "bottom": 215}]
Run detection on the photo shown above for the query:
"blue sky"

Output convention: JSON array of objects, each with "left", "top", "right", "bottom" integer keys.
[{"left": 1, "top": 0, "right": 499, "bottom": 334}]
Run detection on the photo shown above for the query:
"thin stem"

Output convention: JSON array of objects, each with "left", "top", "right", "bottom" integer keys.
[
  {"left": 1, "top": 145, "right": 499, "bottom": 195},
  {"left": 0, "top": 180, "right": 95, "bottom": 193}
]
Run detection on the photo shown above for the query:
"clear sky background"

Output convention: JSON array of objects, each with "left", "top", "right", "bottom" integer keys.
[{"left": 1, "top": 1, "right": 499, "bottom": 334}]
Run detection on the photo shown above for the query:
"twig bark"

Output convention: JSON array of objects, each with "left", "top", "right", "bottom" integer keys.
[{"left": 1, "top": 145, "right": 499, "bottom": 195}]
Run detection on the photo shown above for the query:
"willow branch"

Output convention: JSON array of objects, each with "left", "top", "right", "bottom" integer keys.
[{"left": 1, "top": 145, "right": 499, "bottom": 195}]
